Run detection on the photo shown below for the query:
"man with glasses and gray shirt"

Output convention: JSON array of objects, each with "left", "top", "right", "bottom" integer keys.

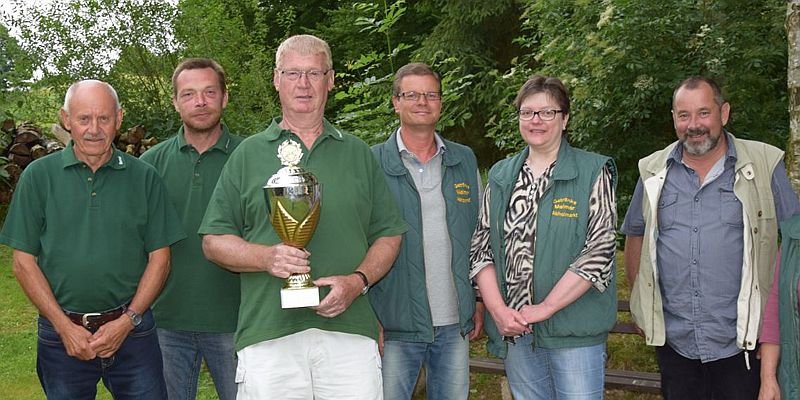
[{"left": 370, "top": 63, "right": 484, "bottom": 400}]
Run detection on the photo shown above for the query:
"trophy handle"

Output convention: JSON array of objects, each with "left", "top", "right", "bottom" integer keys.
[{"left": 263, "top": 185, "right": 272, "bottom": 214}]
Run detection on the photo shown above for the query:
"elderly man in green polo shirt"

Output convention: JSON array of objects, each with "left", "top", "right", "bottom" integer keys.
[
  {"left": 140, "top": 58, "right": 243, "bottom": 400},
  {"left": 0, "top": 80, "right": 185, "bottom": 398},
  {"left": 199, "top": 34, "right": 407, "bottom": 399}
]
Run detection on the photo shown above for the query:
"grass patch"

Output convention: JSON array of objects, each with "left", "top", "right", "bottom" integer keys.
[
  {"left": 2, "top": 244, "right": 659, "bottom": 398},
  {"left": 0, "top": 244, "right": 213, "bottom": 399}
]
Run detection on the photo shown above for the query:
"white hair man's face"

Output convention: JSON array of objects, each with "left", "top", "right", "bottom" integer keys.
[
  {"left": 273, "top": 50, "right": 334, "bottom": 118},
  {"left": 60, "top": 82, "right": 122, "bottom": 167}
]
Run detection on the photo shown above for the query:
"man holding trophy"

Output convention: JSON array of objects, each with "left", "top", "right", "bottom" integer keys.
[{"left": 199, "top": 34, "right": 407, "bottom": 399}]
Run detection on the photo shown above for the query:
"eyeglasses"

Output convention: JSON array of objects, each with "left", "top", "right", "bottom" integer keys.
[
  {"left": 518, "top": 109, "right": 563, "bottom": 121},
  {"left": 396, "top": 91, "right": 442, "bottom": 102},
  {"left": 278, "top": 69, "right": 331, "bottom": 82}
]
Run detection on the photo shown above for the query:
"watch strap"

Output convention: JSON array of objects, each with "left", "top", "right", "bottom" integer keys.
[
  {"left": 124, "top": 308, "right": 142, "bottom": 327},
  {"left": 354, "top": 271, "right": 369, "bottom": 295}
]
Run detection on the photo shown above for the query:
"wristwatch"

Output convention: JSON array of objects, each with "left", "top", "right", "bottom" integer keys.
[
  {"left": 353, "top": 271, "right": 370, "bottom": 295},
  {"left": 124, "top": 308, "right": 142, "bottom": 328}
]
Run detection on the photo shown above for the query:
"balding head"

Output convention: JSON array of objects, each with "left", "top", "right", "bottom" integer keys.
[
  {"left": 63, "top": 80, "right": 121, "bottom": 114},
  {"left": 59, "top": 79, "right": 123, "bottom": 171}
]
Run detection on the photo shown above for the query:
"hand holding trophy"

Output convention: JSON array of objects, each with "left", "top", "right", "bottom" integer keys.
[{"left": 264, "top": 139, "right": 322, "bottom": 308}]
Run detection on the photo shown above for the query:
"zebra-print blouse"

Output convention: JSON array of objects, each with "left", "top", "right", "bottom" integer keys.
[{"left": 469, "top": 161, "right": 616, "bottom": 311}]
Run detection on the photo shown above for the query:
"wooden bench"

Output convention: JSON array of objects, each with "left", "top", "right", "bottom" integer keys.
[{"left": 468, "top": 300, "right": 661, "bottom": 394}]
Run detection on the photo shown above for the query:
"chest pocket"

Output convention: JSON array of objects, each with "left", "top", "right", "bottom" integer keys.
[
  {"left": 719, "top": 189, "right": 744, "bottom": 228},
  {"left": 657, "top": 192, "right": 678, "bottom": 230}
]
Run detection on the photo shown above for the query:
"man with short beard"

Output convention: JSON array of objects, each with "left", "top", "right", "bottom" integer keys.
[
  {"left": 140, "top": 58, "right": 243, "bottom": 400},
  {"left": 621, "top": 76, "right": 800, "bottom": 399}
]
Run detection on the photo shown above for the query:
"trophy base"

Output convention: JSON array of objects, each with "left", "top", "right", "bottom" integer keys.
[{"left": 281, "top": 286, "right": 320, "bottom": 309}]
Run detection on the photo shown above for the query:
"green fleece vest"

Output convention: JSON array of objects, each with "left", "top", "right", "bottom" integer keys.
[
  {"left": 369, "top": 133, "right": 480, "bottom": 342},
  {"left": 776, "top": 216, "right": 800, "bottom": 399},
  {"left": 483, "top": 138, "right": 617, "bottom": 358}
]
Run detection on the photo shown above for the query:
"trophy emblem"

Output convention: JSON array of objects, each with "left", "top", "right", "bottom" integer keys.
[{"left": 264, "top": 139, "right": 321, "bottom": 308}]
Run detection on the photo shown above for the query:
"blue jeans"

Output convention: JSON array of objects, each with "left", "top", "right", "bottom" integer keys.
[
  {"left": 504, "top": 335, "right": 606, "bottom": 400},
  {"left": 36, "top": 309, "right": 167, "bottom": 400},
  {"left": 157, "top": 328, "right": 237, "bottom": 400},
  {"left": 382, "top": 324, "right": 469, "bottom": 400}
]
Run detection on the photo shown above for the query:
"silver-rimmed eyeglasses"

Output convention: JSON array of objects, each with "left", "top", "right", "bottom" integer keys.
[
  {"left": 518, "top": 109, "right": 563, "bottom": 121},
  {"left": 396, "top": 91, "right": 442, "bottom": 102},
  {"left": 278, "top": 69, "right": 331, "bottom": 82}
]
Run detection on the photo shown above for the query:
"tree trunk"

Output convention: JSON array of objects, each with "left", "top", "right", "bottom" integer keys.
[{"left": 787, "top": 0, "right": 800, "bottom": 195}]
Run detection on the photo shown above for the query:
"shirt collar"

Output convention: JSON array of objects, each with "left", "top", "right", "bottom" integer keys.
[
  {"left": 61, "top": 141, "right": 127, "bottom": 170},
  {"left": 177, "top": 123, "right": 236, "bottom": 154},
  {"left": 395, "top": 128, "right": 446, "bottom": 159},
  {"left": 262, "top": 117, "right": 344, "bottom": 143}
]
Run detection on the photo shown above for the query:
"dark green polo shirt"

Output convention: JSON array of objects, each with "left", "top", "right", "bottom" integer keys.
[
  {"left": 0, "top": 142, "right": 185, "bottom": 312},
  {"left": 199, "top": 118, "right": 407, "bottom": 351},
  {"left": 140, "top": 125, "right": 243, "bottom": 333}
]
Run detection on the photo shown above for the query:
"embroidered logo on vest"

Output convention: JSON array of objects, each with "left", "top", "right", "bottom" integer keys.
[
  {"left": 454, "top": 182, "right": 471, "bottom": 203},
  {"left": 552, "top": 197, "right": 578, "bottom": 218}
]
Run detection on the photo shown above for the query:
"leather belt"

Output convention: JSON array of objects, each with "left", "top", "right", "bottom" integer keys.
[{"left": 64, "top": 305, "right": 126, "bottom": 330}]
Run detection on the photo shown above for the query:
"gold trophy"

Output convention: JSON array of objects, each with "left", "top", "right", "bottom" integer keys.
[{"left": 264, "top": 139, "right": 321, "bottom": 308}]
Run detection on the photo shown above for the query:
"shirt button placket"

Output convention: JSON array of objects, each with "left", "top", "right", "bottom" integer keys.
[{"left": 88, "top": 174, "right": 98, "bottom": 206}]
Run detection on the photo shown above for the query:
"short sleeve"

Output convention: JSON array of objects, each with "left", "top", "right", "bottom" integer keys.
[
  {"left": 0, "top": 165, "right": 46, "bottom": 255},
  {"left": 620, "top": 178, "right": 646, "bottom": 236}
]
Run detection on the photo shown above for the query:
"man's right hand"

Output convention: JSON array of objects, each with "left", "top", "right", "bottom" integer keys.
[
  {"left": 264, "top": 244, "right": 311, "bottom": 278},
  {"left": 57, "top": 321, "right": 96, "bottom": 360}
]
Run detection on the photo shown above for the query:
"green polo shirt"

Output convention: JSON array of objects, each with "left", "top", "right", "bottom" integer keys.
[
  {"left": 199, "top": 118, "right": 407, "bottom": 351},
  {"left": 140, "top": 124, "right": 243, "bottom": 333},
  {"left": 0, "top": 142, "right": 186, "bottom": 312}
]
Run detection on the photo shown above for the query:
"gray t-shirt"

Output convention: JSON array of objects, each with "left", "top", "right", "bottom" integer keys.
[{"left": 398, "top": 132, "right": 458, "bottom": 326}]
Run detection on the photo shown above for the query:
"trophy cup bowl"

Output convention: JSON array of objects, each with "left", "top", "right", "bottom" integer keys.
[{"left": 264, "top": 164, "right": 322, "bottom": 309}]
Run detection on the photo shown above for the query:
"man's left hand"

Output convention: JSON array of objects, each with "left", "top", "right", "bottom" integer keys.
[
  {"left": 468, "top": 301, "right": 486, "bottom": 340},
  {"left": 89, "top": 317, "right": 134, "bottom": 358},
  {"left": 313, "top": 274, "right": 363, "bottom": 318}
]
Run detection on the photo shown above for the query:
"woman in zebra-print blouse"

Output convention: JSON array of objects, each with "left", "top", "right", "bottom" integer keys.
[{"left": 469, "top": 76, "right": 617, "bottom": 400}]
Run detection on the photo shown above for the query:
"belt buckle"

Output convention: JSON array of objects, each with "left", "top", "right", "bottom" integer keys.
[{"left": 81, "top": 313, "right": 102, "bottom": 330}]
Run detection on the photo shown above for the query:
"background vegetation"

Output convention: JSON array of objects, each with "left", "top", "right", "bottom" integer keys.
[{"left": 0, "top": 0, "right": 791, "bottom": 213}]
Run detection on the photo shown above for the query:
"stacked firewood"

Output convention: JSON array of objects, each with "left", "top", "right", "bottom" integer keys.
[
  {"left": 114, "top": 125, "right": 158, "bottom": 156},
  {"left": 0, "top": 120, "right": 159, "bottom": 203},
  {"left": 1, "top": 120, "right": 66, "bottom": 191}
]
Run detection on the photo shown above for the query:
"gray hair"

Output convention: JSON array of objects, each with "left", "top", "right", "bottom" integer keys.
[
  {"left": 672, "top": 76, "right": 725, "bottom": 108},
  {"left": 275, "top": 35, "right": 332, "bottom": 71},
  {"left": 63, "top": 80, "right": 121, "bottom": 113}
]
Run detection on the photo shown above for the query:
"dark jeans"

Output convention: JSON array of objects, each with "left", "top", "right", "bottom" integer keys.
[
  {"left": 656, "top": 343, "right": 760, "bottom": 400},
  {"left": 36, "top": 309, "right": 167, "bottom": 400}
]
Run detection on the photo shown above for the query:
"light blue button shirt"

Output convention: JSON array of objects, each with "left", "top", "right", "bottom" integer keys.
[{"left": 622, "top": 133, "right": 800, "bottom": 362}]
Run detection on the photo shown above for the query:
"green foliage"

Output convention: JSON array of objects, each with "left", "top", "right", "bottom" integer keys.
[
  {"left": 0, "top": 0, "right": 792, "bottom": 198},
  {"left": 413, "top": 0, "right": 525, "bottom": 166},
  {"left": 4, "top": 0, "right": 181, "bottom": 135},
  {"left": 1, "top": 86, "right": 62, "bottom": 126},
  {"left": 0, "top": 23, "right": 32, "bottom": 92},
  {"left": 507, "top": 0, "right": 789, "bottom": 209},
  {"left": 321, "top": 0, "right": 523, "bottom": 162},
  {"left": 175, "top": 0, "right": 280, "bottom": 135},
  {"left": 323, "top": 0, "right": 413, "bottom": 143}
]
